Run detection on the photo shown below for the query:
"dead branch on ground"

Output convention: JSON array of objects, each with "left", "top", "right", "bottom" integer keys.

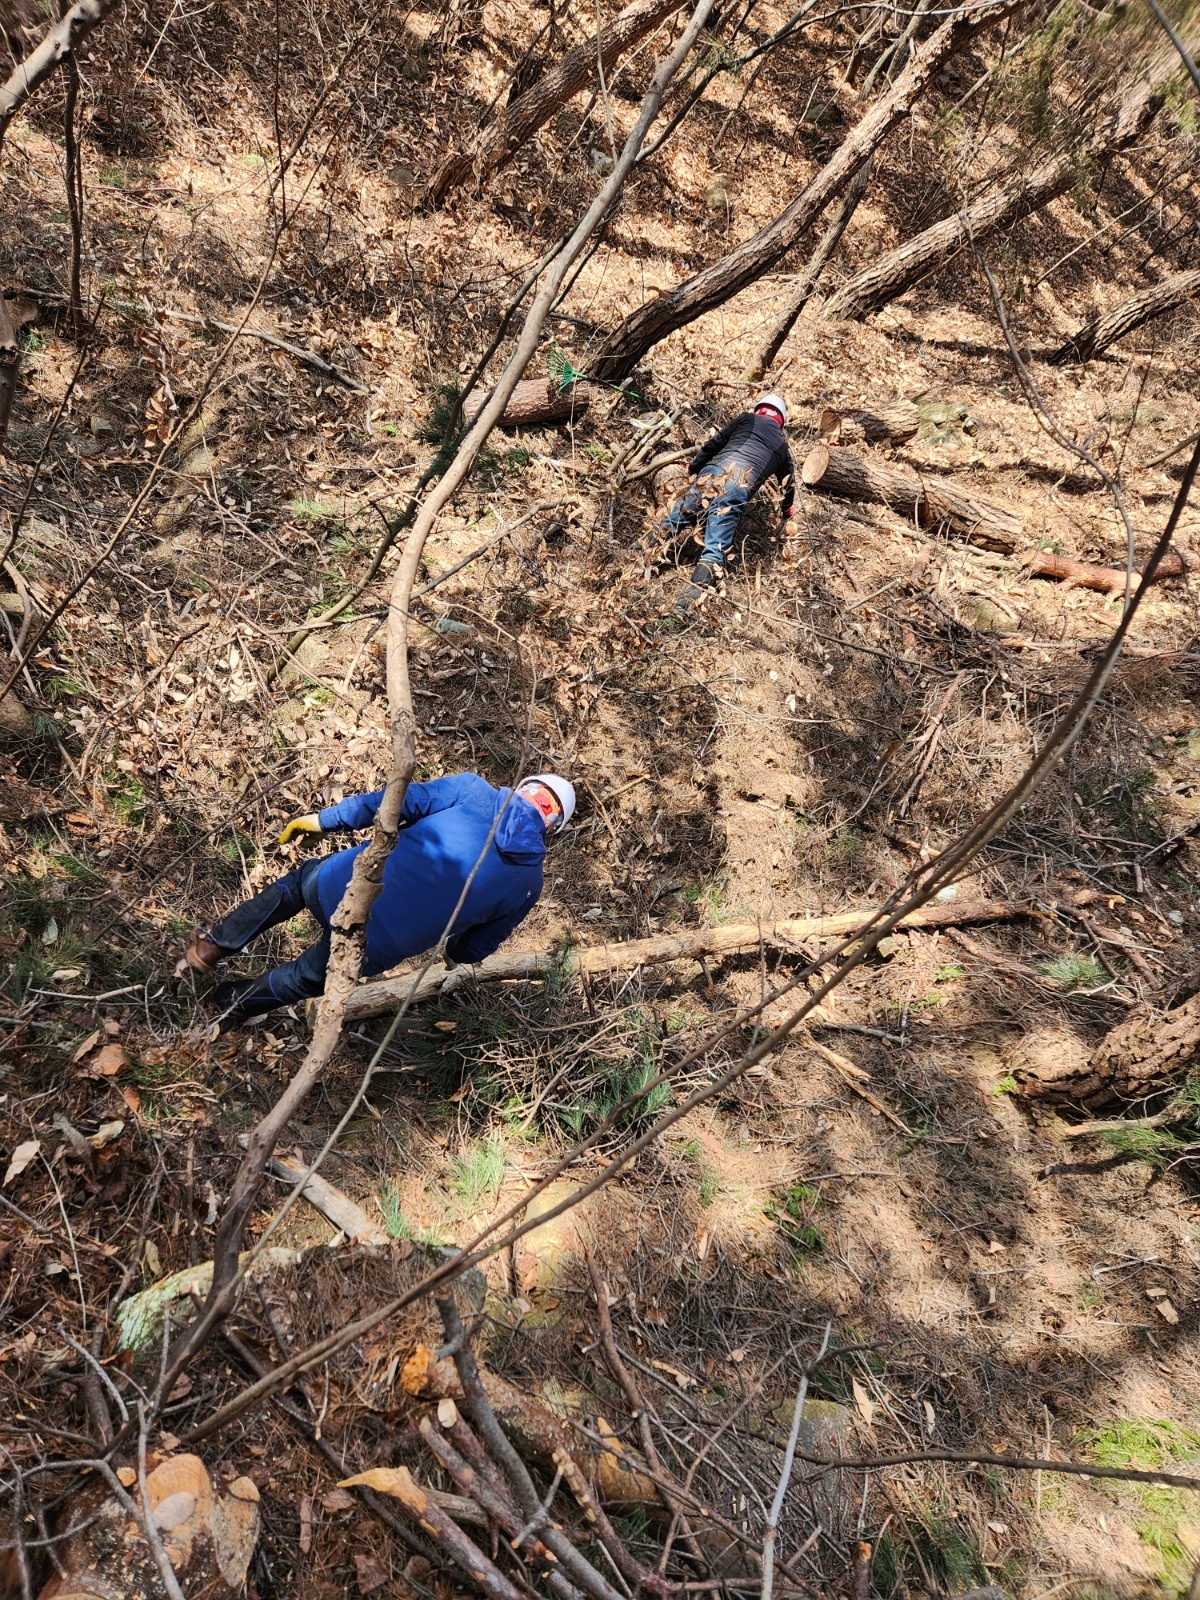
[{"left": 341, "top": 898, "right": 1028, "bottom": 1022}]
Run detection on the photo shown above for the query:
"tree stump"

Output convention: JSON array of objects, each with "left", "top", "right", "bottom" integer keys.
[
  {"left": 801, "top": 443, "right": 1022, "bottom": 550},
  {"left": 462, "top": 377, "right": 593, "bottom": 430},
  {"left": 818, "top": 400, "right": 919, "bottom": 446},
  {"left": 37, "top": 1453, "right": 259, "bottom": 1598}
]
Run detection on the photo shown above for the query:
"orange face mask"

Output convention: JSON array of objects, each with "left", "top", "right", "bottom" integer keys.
[{"left": 519, "top": 783, "right": 562, "bottom": 832}]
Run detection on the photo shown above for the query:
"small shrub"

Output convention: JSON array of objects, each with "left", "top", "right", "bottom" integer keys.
[
  {"left": 450, "top": 1139, "right": 506, "bottom": 1209},
  {"left": 1040, "top": 952, "right": 1105, "bottom": 991},
  {"left": 376, "top": 1179, "right": 412, "bottom": 1239}
]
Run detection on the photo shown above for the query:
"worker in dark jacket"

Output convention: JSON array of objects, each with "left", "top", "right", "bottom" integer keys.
[
  {"left": 658, "top": 392, "right": 796, "bottom": 614},
  {"left": 185, "top": 771, "right": 575, "bottom": 1023}
]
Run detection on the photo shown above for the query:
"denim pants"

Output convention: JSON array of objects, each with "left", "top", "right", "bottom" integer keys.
[
  {"left": 658, "top": 465, "right": 751, "bottom": 569},
  {"left": 208, "top": 858, "right": 332, "bottom": 1007}
]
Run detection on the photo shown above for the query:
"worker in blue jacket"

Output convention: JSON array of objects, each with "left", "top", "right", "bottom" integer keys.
[{"left": 185, "top": 771, "right": 575, "bottom": 1024}]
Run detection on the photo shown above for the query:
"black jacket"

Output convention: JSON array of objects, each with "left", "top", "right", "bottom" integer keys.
[{"left": 689, "top": 412, "right": 795, "bottom": 516}]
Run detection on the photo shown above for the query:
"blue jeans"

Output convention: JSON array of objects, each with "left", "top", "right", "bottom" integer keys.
[
  {"left": 658, "top": 465, "right": 751, "bottom": 569},
  {"left": 208, "top": 858, "right": 331, "bottom": 1007}
]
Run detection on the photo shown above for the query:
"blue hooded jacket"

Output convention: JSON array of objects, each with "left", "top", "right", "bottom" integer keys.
[{"left": 312, "top": 773, "right": 547, "bottom": 973}]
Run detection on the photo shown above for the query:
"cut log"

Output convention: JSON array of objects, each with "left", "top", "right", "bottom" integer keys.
[
  {"left": 589, "top": 0, "right": 1017, "bottom": 380},
  {"left": 1024, "top": 547, "right": 1191, "bottom": 596},
  {"left": 1014, "top": 991, "right": 1200, "bottom": 1110},
  {"left": 653, "top": 459, "right": 691, "bottom": 503},
  {"left": 115, "top": 1247, "right": 304, "bottom": 1357},
  {"left": 342, "top": 898, "right": 1025, "bottom": 1023},
  {"left": 801, "top": 443, "right": 1022, "bottom": 550},
  {"left": 817, "top": 400, "right": 920, "bottom": 446},
  {"left": 822, "top": 80, "right": 1163, "bottom": 323},
  {"left": 1050, "top": 268, "right": 1200, "bottom": 365},
  {"left": 462, "top": 377, "right": 593, "bottom": 430},
  {"left": 37, "top": 1453, "right": 259, "bottom": 1599},
  {"left": 427, "top": 0, "right": 682, "bottom": 204}
]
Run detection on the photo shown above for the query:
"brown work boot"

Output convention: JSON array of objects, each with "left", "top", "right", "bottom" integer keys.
[{"left": 185, "top": 930, "right": 229, "bottom": 974}]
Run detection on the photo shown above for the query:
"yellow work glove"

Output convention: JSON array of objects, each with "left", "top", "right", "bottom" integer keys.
[{"left": 278, "top": 813, "right": 323, "bottom": 848}]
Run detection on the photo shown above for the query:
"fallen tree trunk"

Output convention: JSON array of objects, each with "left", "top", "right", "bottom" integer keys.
[
  {"left": 743, "top": 158, "right": 873, "bottom": 382},
  {"left": 801, "top": 442, "right": 1022, "bottom": 549},
  {"left": 342, "top": 898, "right": 1026, "bottom": 1023},
  {"left": 589, "top": 0, "right": 1016, "bottom": 381},
  {"left": 1049, "top": 267, "right": 1200, "bottom": 364},
  {"left": 821, "top": 79, "right": 1163, "bottom": 323},
  {"left": 817, "top": 399, "right": 919, "bottom": 446},
  {"left": 428, "top": 0, "right": 682, "bottom": 205},
  {"left": 1015, "top": 990, "right": 1200, "bottom": 1110},
  {"left": 463, "top": 376, "right": 594, "bottom": 429}
]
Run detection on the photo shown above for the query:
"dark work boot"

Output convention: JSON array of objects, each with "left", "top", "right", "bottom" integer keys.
[{"left": 672, "top": 560, "right": 720, "bottom": 616}]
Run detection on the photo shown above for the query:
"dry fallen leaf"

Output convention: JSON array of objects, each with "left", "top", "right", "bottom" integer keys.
[
  {"left": 89, "top": 1119, "right": 125, "bottom": 1149},
  {"left": 71, "top": 1029, "right": 101, "bottom": 1064},
  {"left": 1155, "top": 1298, "right": 1179, "bottom": 1325},
  {"left": 90, "top": 1043, "right": 127, "bottom": 1077},
  {"left": 923, "top": 1400, "right": 937, "bottom": 1435},
  {"left": 4, "top": 1139, "right": 40, "bottom": 1186},
  {"left": 727, "top": 1348, "right": 746, "bottom": 1364},
  {"left": 299, "top": 1493, "right": 313, "bottom": 1554},
  {"left": 434, "top": 1019, "right": 457, "bottom": 1032},
  {"left": 852, "top": 1377, "right": 877, "bottom": 1428},
  {"left": 353, "top": 1551, "right": 389, "bottom": 1594},
  {"left": 120, "top": 1085, "right": 141, "bottom": 1115},
  {"left": 650, "top": 1359, "right": 695, "bottom": 1390},
  {"left": 321, "top": 1488, "right": 356, "bottom": 1514}
]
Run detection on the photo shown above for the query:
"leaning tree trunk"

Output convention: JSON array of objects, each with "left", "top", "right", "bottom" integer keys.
[
  {"left": 589, "top": 0, "right": 1017, "bottom": 382},
  {"left": 0, "top": 0, "right": 121, "bottom": 139},
  {"left": 821, "top": 79, "right": 1163, "bottom": 323},
  {"left": 1050, "top": 267, "right": 1200, "bottom": 364},
  {"left": 428, "top": 0, "right": 682, "bottom": 204},
  {"left": 801, "top": 442, "right": 1022, "bottom": 548},
  {"left": 743, "top": 159, "right": 873, "bottom": 382},
  {"left": 1015, "top": 990, "right": 1200, "bottom": 1110}
]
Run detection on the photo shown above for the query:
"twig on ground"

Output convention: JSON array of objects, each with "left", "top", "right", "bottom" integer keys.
[
  {"left": 587, "top": 1255, "right": 708, "bottom": 1571},
  {"left": 797, "top": 1444, "right": 1200, "bottom": 1492},
  {"left": 761, "top": 1325, "right": 831, "bottom": 1600}
]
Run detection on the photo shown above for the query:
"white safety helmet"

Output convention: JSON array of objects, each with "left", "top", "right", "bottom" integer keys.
[
  {"left": 517, "top": 773, "right": 576, "bottom": 833},
  {"left": 755, "top": 392, "right": 788, "bottom": 423}
]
